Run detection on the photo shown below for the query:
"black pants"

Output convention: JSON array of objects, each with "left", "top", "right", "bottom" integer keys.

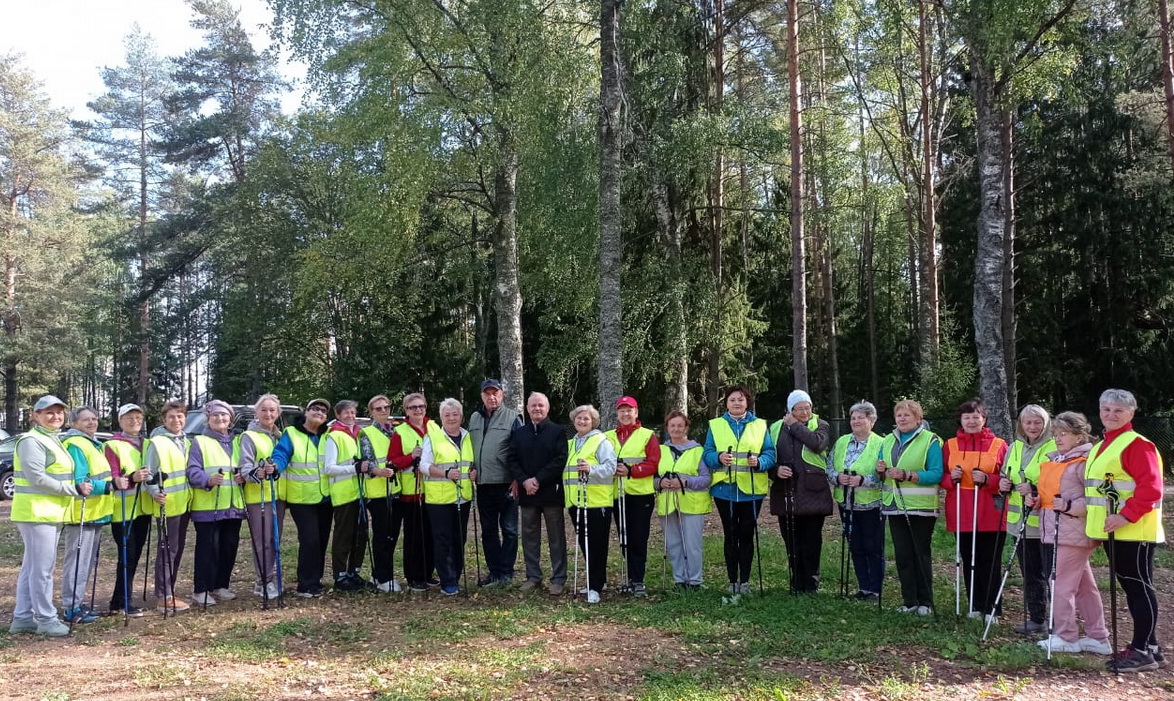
[
  {"left": 612, "top": 493, "right": 655, "bottom": 585},
  {"left": 288, "top": 500, "right": 332, "bottom": 593},
  {"left": 366, "top": 496, "right": 399, "bottom": 584},
  {"left": 1017, "top": 536, "right": 1047, "bottom": 624},
  {"left": 960, "top": 531, "right": 1006, "bottom": 615},
  {"left": 109, "top": 514, "right": 150, "bottom": 610},
  {"left": 570, "top": 505, "right": 611, "bottom": 592},
  {"left": 193, "top": 519, "right": 242, "bottom": 593},
  {"left": 1105, "top": 539, "right": 1160, "bottom": 651},
  {"left": 477, "top": 483, "right": 519, "bottom": 581},
  {"left": 888, "top": 513, "right": 935, "bottom": 608},
  {"left": 399, "top": 498, "right": 435, "bottom": 584},
  {"left": 778, "top": 513, "right": 826, "bottom": 592},
  {"left": 842, "top": 507, "right": 885, "bottom": 596},
  {"left": 714, "top": 498, "right": 761, "bottom": 585},
  {"left": 427, "top": 502, "right": 470, "bottom": 589},
  {"left": 332, "top": 500, "right": 368, "bottom": 578}
]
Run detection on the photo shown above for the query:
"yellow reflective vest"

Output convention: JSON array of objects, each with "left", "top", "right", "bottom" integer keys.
[
  {"left": 606, "top": 426, "right": 655, "bottom": 497},
  {"left": 423, "top": 425, "right": 473, "bottom": 505},
  {"left": 105, "top": 438, "right": 147, "bottom": 522},
  {"left": 11, "top": 428, "right": 75, "bottom": 523},
  {"left": 62, "top": 434, "right": 114, "bottom": 523},
  {"left": 323, "top": 428, "right": 361, "bottom": 507},
  {"left": 282, "top": 428, "right": 326, "bottom": 505},
  {"left": 1006, "top": 438, "right": 1055, "bottom": 530},
  {"left": 564, "top": 432, "right": 613, "bottom": 508},
  {"left": 360, "top": 424, "right": 399, "bottom": 498},
  {"left": 190, "top": 435, "right": 244, "bottom": 513},
  {"left": 146, "top": 433, "right": 191, "bottom": 517},
  {"left": 656, "top": 445, "right": 711, "bottom": 516},
  {"left": 1084, "top": 431, "right": 1165, "bottom": 543},
  {"left": 707, "top": 417, "right": 769, "bottom": 495},
  {"left": 235, "top": 430, "right": 282, "bottom": 505}
]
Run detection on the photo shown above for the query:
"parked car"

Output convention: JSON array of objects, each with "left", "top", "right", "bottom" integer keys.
[
  {"left": 183, "top": 404, "right": 305, "bottom": 437},
  {"left": 0, "top": 432, "right": 111, "bottom": 501}
]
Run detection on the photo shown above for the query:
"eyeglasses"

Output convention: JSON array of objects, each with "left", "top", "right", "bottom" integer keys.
[
  {"left": 407, "top": 405, "right": 426, "bottom": 411},
  {"left": 307, "top": 406, "right": 327, "bottom": 413},
  {"left": 371, "top": 405, "right": 391, "bottom": 412}
]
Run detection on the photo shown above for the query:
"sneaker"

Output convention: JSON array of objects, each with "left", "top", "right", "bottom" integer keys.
[
  {"left": 296, "top": 586, "right": 323, "bottom": 598},
  {"left": 264, "top": 582, "right": 282, "bottom": 599},
  {"left": 63, "top": 607, "right": 99, "bottom": 624},
  {"left": 631, "top": 582, "right": 647, "bottom": 597},
  {"left": 1108, "top": 648, "right": 1159, "bottom": 673},
  {"left": 856, "top": 592, "right": 879, "bottom": 602},
  {"left": 1148, "top": 645, "right": 1168, "bottom": 668},
  {"left": 895, "top": 605, "right": 916, "bottom": 614},
  {"left": 334, "top": 575, "right": 361, "bottom": 593},
  {"left": 586, "top": 590, "right": 600, "bottom": 604},
  {"left": 252, "top": 583, "right": 264, "bottom": 597},
  {"left": 375, "top": 580, "right": 403, "bottom": 593},
  {"left": 211, "top": 588, "right": 236, "bottom": 601},
  {"left": 1037, "top": 635, "right": 1082, "bottom": 653},
  {"left": 520, "top": 580, "right": 540, "bottom": 592},
  {"left": 737, "top": 582, "right": 752, "bottom": 595},
  {"left": 1013, "top": 620, "right": 1046, "bottom": 634},
  {"left": 967, "top": 611, "right": 982, "bottom": 619},
  {"left": 1078, "top": 637, "right": 1113, "bottom": 655},
  {"left": 407, "top": 581, "right": 428, "bottom": 592},
  {"left": 426, "top": 577, "right": 441, "bottom": 588},
  {"left": 156, "top": 597, "right": 191, "bottom": 614},
  {"left": 478, "top": 575, "right": 500, "bottom": 588},
  {"left": 548, "top": 582, "right": 564, "bottom": 596},
  {"left": 35, "top": 619, "right": 71, "bottom": 637},
  {"left": 727, "top": 582, "right": 739, "bottom": 594},
  {"left": 916, "top": 606, "right": 933, "bottom": 617},
  {"left": 191, "top": 592, "right": 217, "bottom": 606},
  {"left": 984, "top": 614, "right": 998, "bottom": 627},
  {"left": 8, "top": 618, "right": 37, "bottom": 634},
  {"left": 441, "top": 585, "right": 459, "bottom": 596}
]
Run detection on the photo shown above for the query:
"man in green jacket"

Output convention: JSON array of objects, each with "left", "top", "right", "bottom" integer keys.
[{"left": 469, "top": 379, "right": 522, "bottom": 587}]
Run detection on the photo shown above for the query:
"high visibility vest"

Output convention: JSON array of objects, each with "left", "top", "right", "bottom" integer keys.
[
  {"left": 144, "top": 434, "right": 191, "bottom": 517},
  {"left": 360, "top": 424, "right": 399, "bottom": 498},
  {"left": 190, "top": 436, "right": 244, "bottom": 513},
  {"left": 1036, "top": 455, "right": 1084, "bottom": 511},
  {"left": 423, "top": 425, "right": 473, "bottom": 505},
  {"left": 831, "top": 432, "right": 883, "bottom": 505},
  {"left": 707, "top": 418, "right": 769, "bottom": 495},
  {"left": 62, "top": 435, "right": 115, "bottom": 523},
  {"left": 393, "top": 422, "right": 427, "bottom": 497},
  {"left": 323, "top": 429, "right": 361, "bottom": 506},
  {"left": 656, "top": 445, "right": 711, "bottom": 516},
  {"left": 945, "top": 436, "right": 1006, "bottom": 489},
  {"left": 769, "top": 415, "right": 827, "bottom": 471},
  {"left": 11, "top": 429, "right": 75, "bottom": 523},
  {"left": 1084, "top": 432, "right": 1165, "bottom": 543},
  {"left": 1006, "top": 438, "right": 1054, "bottom": 529},
  {"left": 282, "top": 428, "right": 325, "bottom": 505},
  {"left": 880, "top": 429, "right": 941, "bottom": 512},
  {"left": 235, "top": 430, "right": 281, "bottom": 505},
  {"left": 606, "top": 426, "right": 655, "bottom": 497},
  {"left": 564, "top": 433, "right": 613, "bottom": 508},
  {"left": 105, "top": 438, "right": 146, "bottom": 522}
]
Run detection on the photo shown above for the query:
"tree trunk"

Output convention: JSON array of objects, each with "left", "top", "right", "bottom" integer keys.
[
  {"left": 137, "top": 115, "right": 150, "bottom": 407},
  {"left": 971, "top": 56, "right": 1012, "bottom": 439},
  {"left": 1160, "top": 0, "right": 1174, "bottom": 174},
  {"left": 706, "top": 0, "right": 726, "bottom": 413},
  {"left": 4, "top": 252, "right": 17, "bottom": 431},
  {"left": 1001, "top": 109, "right": 1018, "bottom": 413},
  {"left": 654, "top": 181, "right": 688, "bottom": 414},
  {"left": 492, "top": 135, "right": 525, "bottom": 416},
  {"left": 787, "top": 0, "right": 808, "bottom": 391},
  {"left": 597, "top": 0, "right": 624, "bottom": 429},
  {"left": 917, "top": 0, "right": 940, "bottom": 365}
]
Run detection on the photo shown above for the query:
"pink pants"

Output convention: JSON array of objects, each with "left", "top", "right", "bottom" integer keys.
[{"left": 1052, "top": 543, "right": 1108, "bottom": 643}]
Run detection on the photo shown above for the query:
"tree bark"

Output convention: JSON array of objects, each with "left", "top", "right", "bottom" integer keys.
[
  {"left": 787, "top": 0, "right": 808, "bottom": 391},
  {"left": 917, "top": 0, "right": 940, "bottom": 365},
  {"left": 598, "top": 0, "right": 624, "bottom": 428},
  {"left": 1001, "top": 109, "right": 1018, "bottom": 413},
  {"left": 1160, "top": 0, "right": 1174, "bottom": 174},
  {"left": 4, "top": 251, "right": 17, "bottom": 431},
  {"left": 492, "top": 134, "right": 525, "bottom": 416},
  {"left": 654, "top": 181, "right": 688, "bottom": 414},
  {"left": 137, "top": 113, "right": 150, "bottom": 407},
  {"left": 706, "top": 0, "right": 726, "bottom": 413}
]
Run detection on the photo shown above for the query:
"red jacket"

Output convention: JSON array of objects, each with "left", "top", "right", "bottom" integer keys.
[
  {"left": 615, "top": 421, "right": 660, "bottom": 480},
  {"left": 1098, "top": 423, "right": 1163, "bottom": 525},
  {"left": 388, "top": 418, "right": 431, "bottom": 502},
  {"left": 941, "top": 428, "right": 1010, "bottom": 533}
]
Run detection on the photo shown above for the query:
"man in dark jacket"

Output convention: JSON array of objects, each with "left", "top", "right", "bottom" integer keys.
[
  {"left": 469, "top": 379, "right": 522, "bottom": 587},
  {"left": 509, "top": 392, "right": 569, "bottom": 595}
]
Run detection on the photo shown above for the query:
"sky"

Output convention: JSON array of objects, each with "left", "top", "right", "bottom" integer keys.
[{"left": 0, "top": 0, "right": 305, "bottom": 118}]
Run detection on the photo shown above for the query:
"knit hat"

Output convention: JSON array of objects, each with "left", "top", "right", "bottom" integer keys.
[
  {"left": 786, "top": 390, "right": 813, "bottom": 413},
  {"left": 204, "top": 399, "right": 234, "bottom": 417}
]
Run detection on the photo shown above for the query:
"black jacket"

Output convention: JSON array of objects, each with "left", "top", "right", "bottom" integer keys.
[
  {"left": 768, "top": 417, "right": 834, "bottom": 517},
  {"left": 508, "top": 418, "right": 569, "bottom": 506}
]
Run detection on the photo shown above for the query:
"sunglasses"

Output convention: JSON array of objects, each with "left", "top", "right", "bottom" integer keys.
[
  {"left": 406, "top": 404, "right": 426, "bottom": 411},
  {"left": 307, "top": 406, "right": 328, "bottom": 413},
  {"left": 371, "top": 404, "right": 391, "bottom": 412}
]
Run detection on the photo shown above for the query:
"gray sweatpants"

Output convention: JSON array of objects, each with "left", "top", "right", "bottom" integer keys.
[
  {"left": 14, "top": 522, "right": 62, "bottom": 624},
  {"left": 245, "top": 500, "right": 286, "bottom": 586},
  {"left": 660, "top": 512, "right": 705, "bottom": 585},
  {"left": 61, "top": 523, "right": 103, "bottom": 610},
  {"left": 520, "top": 504, "right": 567, "bottom": 585}
]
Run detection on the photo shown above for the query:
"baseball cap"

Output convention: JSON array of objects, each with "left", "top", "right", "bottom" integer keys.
[
  {"left": 306, "top": 398, "right": 331, "bottom": 412},
  {"left": 480, "top": 379, "right": 503, "bottom": 392},
  {"left": 117, "top": 403, "right": 144, "bottom": 418},
  {"left": 616, "top": 396, "right": 638, "bottom": 409},
  {"left": 33, "top": 395, "right": 67, "bottom": 412}
]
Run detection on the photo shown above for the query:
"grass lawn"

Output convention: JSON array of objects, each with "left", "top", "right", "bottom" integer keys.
[{"left": 0, "top": 494, "right": 1171, "bottom": 700}]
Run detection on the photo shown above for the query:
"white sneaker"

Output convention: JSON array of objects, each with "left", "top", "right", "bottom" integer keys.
[
  {"left": 1079, "top": 637, "right": 1113, "bottom": 655},
  {"left": 896, "top": 605, "right": 916, "bottom": 613},
  {"left": 264, "top": 582, "right": 281, "bottom": 599},
  {"left": 737, "top": 582, "right": 752, "bottom": 595},
  {"left": 375, "top": 580, "right": 402, "bottom": 593},
  {"left": 192, "top": 592, "right": 217, "bottom": 606},
  {"left": 916, "top": 606, "right": 934, "bottom": 617},
  {"left": 1038, "top": 635, "right": 1081, "bottom": 653},
  {"left": 35, "top": 619, "right": 70, "bottom": 637},
  {"left": 967, "top": 611, "right": 982, "bottom": 619},
  {"left": 211, "top": 588, "right": 236, "bottom": 601},
  {"left": 586, "top": 590, "right": 600, "bottom": 604},
  {"left": 984, "top": 614, "right": 998, "bottom": 626},
  {"left": 252, "top": 584, "right": 265, "bottom": 597},
  {"left": 579, "top": 586, "right": 590, "bottom": 595}
]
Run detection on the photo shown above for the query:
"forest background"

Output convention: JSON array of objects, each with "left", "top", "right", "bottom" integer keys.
[{"left": 3, "top": 0, "right": 1174, "bottom": 444}]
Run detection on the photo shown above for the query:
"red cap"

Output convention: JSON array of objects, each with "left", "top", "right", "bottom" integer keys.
[{"left": 616, "top": 396, "right": 638, "bottom": 409}]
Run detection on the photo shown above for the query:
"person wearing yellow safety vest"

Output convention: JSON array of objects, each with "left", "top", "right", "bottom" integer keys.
[
  {"left": 104, "top": 403, "right": 151, "bottom": 617},
  {"left": 566, "top": 404, "right": 617, "bottom": 604},
  {"left": 606, "top": 395, "right": 660, "bottom": 597},
  {"left": 359, "top": 394, "right": 402, "bottom": 593},
  {"left": 8, "top": 396, "right": 92, "bottom": 637},
  {"left": 825, "top": 401, "right": 885, "bottom": 601},
  {"left": 655, "top": 410, "right": 711, "bottom": 588},
  {"left": 769, "top": 389, "right": 831, "bottom": 594},
  {"left": 388, "top": 392, "right": 438, "bottom": 591},
  {"left": 186, "top": 400, "right": 247, "bottom": 607},
  {"left": 421, "top": 398, "right": 478, "bottom": 596},
  {"left": 877, "top": 399, "right": 943, "bottom": 616},
  {"left": 143, "top": 400, "right": 192, "bottom": 613},
  {"left": 1027, "top": 412, "right": 1110, "bottom": 656},
  {"left": 1084, "top": 389, "right": 1166, "bottom": 673},
  {"left": 271, "top": 398, "right": 331, "bottom": 598},
  {"left": 1006, "top": 404, "right": 1055, "bottom": 635},
  {"left": 236, "top": 394, "right": 284, "bottom": 600},
  {"left": 60, "top": 407, "right": 119, "bottom": 626},
  {"left": 322, "top": 399, "right": 374, "bottom": 593},
  {"left": 702, "top": 385, "right": 776, "bottom": 595}
]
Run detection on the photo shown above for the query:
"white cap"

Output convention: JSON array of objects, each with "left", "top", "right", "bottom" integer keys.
[
  {"left": 117, "top": 403, "right": 144, "bottom": 418},
  {"left": 33, "top": 395, "right": 67, "bottom": 412},
  {"left": 787, "top": 390, "right": 813, "bottom": 413}
]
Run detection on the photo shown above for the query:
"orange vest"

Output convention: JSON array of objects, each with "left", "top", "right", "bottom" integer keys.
[
  {"left": 946, "top": 437, "right": 1004, "bottom": 489},
  {"left": 1036, "top": 456, "right": 1083, "bottom": 510}
]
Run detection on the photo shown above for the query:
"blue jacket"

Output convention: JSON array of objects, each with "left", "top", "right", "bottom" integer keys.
[
  {"left": 64, "top": 430, "right": 114, "bottom": 525},
  {"left": 703, "top": 411, "right": 777, "bottom": 502}
]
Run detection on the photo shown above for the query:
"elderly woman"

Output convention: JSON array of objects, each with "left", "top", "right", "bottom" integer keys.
[
  {"left": 1005, "top": 405, "right": 1055, "bottom": 635},
  {"left": 565, "top": 404, "right": 617, "bottom": 603},
  {"left": 144, "top": 400, "right": 192, "bottom": 614},
  {"left": 60, "top": 407, "right": 118, "bottom": 625},
  {"left": 388, "top": 392, "right": 437, "bottom": 591},
  {"left": 703, "top": 385, "right": 776, "bottom": 595},
  {"left": 272, "top": 398, "right": 331, "bottom": 598},
  {"left": 941, "top": 398, "right": 1010, "bottom": 623},
  {"left": 769, "top": 389, "right": 831, "bottom": 593},
  {"left": 1030, "top": 412, "right": 1110, "bottom": 656},
  {"left": 421, "top": 398, "right": 478, "bottom": 596},
  {"left": 1084, "top": 389, "right": 1165, "bottom": 672},
  {"left": 237, "top": 394, "right": 284, "bottom": 601},
  {"left": 826, "top": 401, "right": 885, "bottom": 601},
  {"left": 104, "top": 403, "right": 151, "bottom": 617},
  {"left": 656, "top": 410, "right": 711, "bottom": 588},
  {"left": 9, "top": 396, "right": 92, "bottom": 637},
  {"left": 358, "top": 394, "right": 402, "bottom": 593},
  {"left": 187, "top": 400, "right": 247, "bottom": 607},
  {"left": 322, "top": 399, "right": 371, "bottom": 593},
  {"left": 878, "top": 399, "right": 943, "bottom": 616}
]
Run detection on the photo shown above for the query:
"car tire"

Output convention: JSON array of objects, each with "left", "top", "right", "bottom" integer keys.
[{"left": 0, "top": 469, "right": 13, "bottom": 500}]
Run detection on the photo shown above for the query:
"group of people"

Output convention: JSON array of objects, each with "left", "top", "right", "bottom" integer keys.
[{"left": 6, "top": 381, "right": 1165, "bottom": 674}]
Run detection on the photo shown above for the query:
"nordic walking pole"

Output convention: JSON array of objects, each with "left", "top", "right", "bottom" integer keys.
[
  {"left": 1099, "top": 474, "right": 1121, "bottom": 666},
  {"left": 1046, "top": 493, "right": 1061, "bottom": 661},
  {"left": 659, "top": 473, "right": 670, "bottom": 591},
  {"left": 241, "top": 470, "right": 267, "bottom": 610},
  {"left": 749, "top": 452, "right": 764, "bottom": 595},
  {"left": 141, "top": 491, "right": 152, "bottom": 606},
  {"left": 356, "top": 460, "right": 377, "bottom": 588},
  {"left": 257, "top": 462, "right": 271, "bottom": 609},
  {"left": 969, "top": 469, "right": 980, "bottom": 617},
  {"left": 580, "top": 473, "right": 591, "bottom": 599},
  {"left": 954, "top": 469, "right": 963, "bottom": 617},
  {"left": 68, "top": 486, "right": 89, "bottom": 635},
  {"left": 572, "top": 478, "right": 583, "bottom": 598},
  {"left": 268, "top": 465, "right": 285, "bottom": 607},
  {"left": 674, "top": 479, "right": 690, "bottom": 586},
  {"left": 617, "top": 474, "right": 628, "bottom": 590},
  {"left": 88, "top": 524, "right": 102, "bottom": 615},
  {"left": 359, "top": 435, "right": 389, "bottom": 594},
  {"left": 118, "top": 485, "right": 132, "bottom": 627},
  {"left": 983, "top": 495, "right": 1035, "bottom": 641},
  {"left": 471, "top": 481, "right": 482, "bottom": 587},
  {"left": 157, "top": 501, "right": 176, "bottom": 617}
]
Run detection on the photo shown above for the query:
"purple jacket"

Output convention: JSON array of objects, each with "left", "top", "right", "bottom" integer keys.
[{"left": 187, "top": 428, "right": 247, "bottom": 523}]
